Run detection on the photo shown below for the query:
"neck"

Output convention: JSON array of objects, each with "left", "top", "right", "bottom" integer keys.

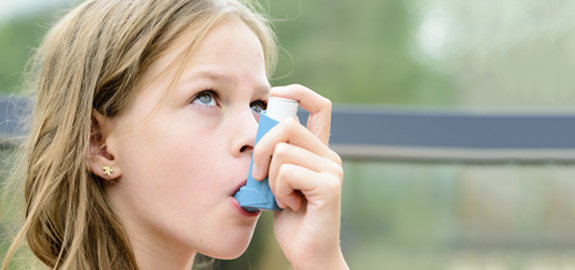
[
  {"left": 105, "top": 191, "right": 196, "bottom": 269},
  {"left": 129, "top": 228, "right": 196, "bottom": 270}
]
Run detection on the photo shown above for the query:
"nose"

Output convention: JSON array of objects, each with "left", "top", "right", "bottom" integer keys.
[{"left": 230, "top": 108, "right": 258, "bottom": 157}]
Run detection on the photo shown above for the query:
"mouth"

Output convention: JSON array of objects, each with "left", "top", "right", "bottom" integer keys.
[
  {"left": 232, "top": 180, "right": 247, "bottom": 196},
  {"left": 231, "top": 179, "right": 261, "bottom": 217}
]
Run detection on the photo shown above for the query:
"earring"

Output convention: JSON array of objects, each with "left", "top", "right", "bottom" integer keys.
[{"left": 102, "top": 165, "right": 114, "bottom": 177}]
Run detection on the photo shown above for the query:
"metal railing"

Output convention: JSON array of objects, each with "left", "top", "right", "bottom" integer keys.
[
  {"left": 1, "top": 97, "right": 574, "bottom": 163},
  {"left": 312, "top": 107, "right": 575, "bottom": 163}
]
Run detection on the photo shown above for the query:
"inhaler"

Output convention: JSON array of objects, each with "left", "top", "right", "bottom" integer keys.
[{"left": 234, "top": 97, "right": 299, "bottom": 211}]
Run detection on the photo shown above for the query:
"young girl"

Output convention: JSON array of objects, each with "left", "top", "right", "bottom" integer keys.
[{"left": 1, "top": 0, "right": 347, "bottom": 269}]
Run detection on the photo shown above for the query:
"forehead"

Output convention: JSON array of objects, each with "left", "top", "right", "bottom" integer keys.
[
  {"left": 121, "top": 16, "right": 269, "bottom": 118},
  {"left": 139, "top": 15, "right": 268, "bottom": 91},
  {"left": 183, "top": 16, "right": 266, "bottom": 76}
]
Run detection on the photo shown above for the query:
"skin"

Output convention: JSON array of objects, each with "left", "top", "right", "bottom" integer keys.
[{"left": 89, "top": 15, "right": 347, "bottom": 270}]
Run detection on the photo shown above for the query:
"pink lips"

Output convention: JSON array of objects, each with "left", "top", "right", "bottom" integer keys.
[
  {"left": 231, "top": 197, "right": 260, "bottom": 217},
  {"left": 232, "top": 180, "right": 247, "bottom": 196}
]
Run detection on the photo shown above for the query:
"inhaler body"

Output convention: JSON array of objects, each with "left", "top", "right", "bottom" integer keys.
[{"left": 234, "top": 97, "right": 299, "bottom": 212}]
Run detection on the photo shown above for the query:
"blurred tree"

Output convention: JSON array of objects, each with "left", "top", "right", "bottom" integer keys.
[
  {"left": 0, "top": 12, "right": 54, "bottom": 94},
  {"left": 267, "top": 0, "right": 456, "bottom": 106},
  {"left": 0, "top": 0, "right": 457, "bottom": 106}
]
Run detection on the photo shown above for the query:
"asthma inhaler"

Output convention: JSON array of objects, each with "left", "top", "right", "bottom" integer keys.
[{"left": 234, "top": 97, "right": 299, "bottom": 211}]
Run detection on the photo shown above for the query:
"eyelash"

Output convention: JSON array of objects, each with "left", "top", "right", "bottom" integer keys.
[
  {"left": 192, "top": 89, "right": 220, "bottom": 106},
  {"left": 191, "top": 89, "right": 268, "bottom": 113}
]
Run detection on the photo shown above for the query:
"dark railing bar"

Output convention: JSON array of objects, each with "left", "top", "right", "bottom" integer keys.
[{"left": 1, "top": 97, "right": 575, "bottom": 163}]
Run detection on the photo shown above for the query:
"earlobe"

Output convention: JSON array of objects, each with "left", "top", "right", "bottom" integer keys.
[
  {"left": 88, "top": 149, "right": 122, "bottom": 180},
  {"left": 88, "top": 110, "right": 122, "bottom": 180}
]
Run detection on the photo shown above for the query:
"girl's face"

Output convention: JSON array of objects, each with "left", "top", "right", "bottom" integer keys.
[{"left": 103, "top": 16, "right": 269, "bottom": 260}]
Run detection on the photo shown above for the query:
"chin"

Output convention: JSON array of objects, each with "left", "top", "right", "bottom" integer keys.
[
  {"left": 201, "top": 242, "right": 250, "bottom": 260},
  {"left": 198, "top": 228, "right": 255, "bottom": 260}
]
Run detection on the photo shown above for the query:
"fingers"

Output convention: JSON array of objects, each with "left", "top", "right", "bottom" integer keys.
[
  {"left": 252, "top": 118, "right": 342, "bottom": 181},
  {"left": 267, "top": 142, "right": 343, "bottom": 210},
  {"left": 271, "top": 163, "right": 342, "bottom": 212},
  {"left": 271, "top": 85, "right": 332, "bottom": 145},
  {"left": 255, "top": 84, "right": 342, "bottom": 213}
]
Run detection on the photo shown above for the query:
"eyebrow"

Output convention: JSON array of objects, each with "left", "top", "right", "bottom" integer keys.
[{"left": 184, "top": 70, "right": 271, "bottom": 95}]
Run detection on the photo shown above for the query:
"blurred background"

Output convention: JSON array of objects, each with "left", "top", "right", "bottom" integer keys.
[{"left": 2, "top": 0, "right": 575, "bottom": 269}]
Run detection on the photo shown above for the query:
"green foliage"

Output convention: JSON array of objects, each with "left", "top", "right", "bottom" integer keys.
[
  {"left": 0, "top": 0, "right": 458, "bottom": 105},
  {"left": 267, "top": 0, "right": 455, "bottom": 106},
  {"left": 0, "top": 13, "right": 54, "bottom": 94}
]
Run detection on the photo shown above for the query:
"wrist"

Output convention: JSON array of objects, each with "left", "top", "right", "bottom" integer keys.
[
  {"left": 292, "top": 249, "right": 349, "bottom": 270},
  {"left": 328, "top": 250, "right": 349, "bottom": 270}
]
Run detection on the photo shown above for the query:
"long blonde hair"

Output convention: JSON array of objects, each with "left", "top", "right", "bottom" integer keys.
[{"left": 1, "top": 0, "right": 276, "bottom": 269}]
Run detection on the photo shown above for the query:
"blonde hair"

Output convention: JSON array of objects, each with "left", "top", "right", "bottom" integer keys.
[{"left": 1, "top": 0, "right": 276, "bottom": 269}]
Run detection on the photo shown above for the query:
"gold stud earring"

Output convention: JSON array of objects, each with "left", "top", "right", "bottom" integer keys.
[{"left": 102, "top": 166, "right": 114, "bottom": 177}]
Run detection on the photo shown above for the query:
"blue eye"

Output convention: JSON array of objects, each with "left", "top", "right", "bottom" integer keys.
[
  {"left": 192, "top": 90, "right": 219, "bottom": 107},
  {"left": 250, "top": 100, "right": 267, "bottom": 114}
]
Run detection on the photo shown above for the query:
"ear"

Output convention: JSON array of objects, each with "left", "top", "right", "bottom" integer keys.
[{"left": 88, "top": 110, "right": 122, "bottom": 180}]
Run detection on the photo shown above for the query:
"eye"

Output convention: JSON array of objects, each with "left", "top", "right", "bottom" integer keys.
[
  {"left": 250, "top": 100, "right": 267, "bottom": 114},
  {"left": 192, "top": 90, "right": 219, "bottom": 107}
]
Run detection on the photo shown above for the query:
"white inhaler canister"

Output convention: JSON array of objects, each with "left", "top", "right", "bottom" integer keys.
[{"left": 234, "top": 97, "right": 299, "bottom": 211}]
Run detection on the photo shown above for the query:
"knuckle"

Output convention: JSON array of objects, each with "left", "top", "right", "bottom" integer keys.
[
  {"left": 280, "top": 118, "right": 301, "bottom": 135},
  {"left": 291, "top": 83, "right": 306, "bottom": 90},
  {"left": 283, "top": 117, "right": 299, "bottom": 127},
  {"left": 332, "top": 162, "right": 344, "bottom": 182},
  {"left": 332, "top": 151, "right": 343, "bottom": 167},
  {"left": 273, "top": 142, "right": 289, "bottom": 158},
  {"left": 278, "top": 164, "right": 294, "bottom": 180},
  {"left": 321, "top": 96, "right": 332, "bottom": 111},
  {"left": 276, "top": 164, "right": 286, "bottom": 178},
  {"left": 323, "top": 174, "right": 342, "bottom": 194}
]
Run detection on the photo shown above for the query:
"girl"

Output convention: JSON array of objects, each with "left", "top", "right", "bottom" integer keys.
[{"left": 2, "top": 0, "right": 347, "bottom": 269}]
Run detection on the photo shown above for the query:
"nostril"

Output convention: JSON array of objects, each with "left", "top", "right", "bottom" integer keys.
[{"left": 240, "top": 145, "right": 253, "bottom": 152}]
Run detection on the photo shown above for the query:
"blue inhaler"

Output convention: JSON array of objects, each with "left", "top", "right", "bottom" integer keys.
[{"left": 234, "top": 97, "right": 299, "bottom": 211}]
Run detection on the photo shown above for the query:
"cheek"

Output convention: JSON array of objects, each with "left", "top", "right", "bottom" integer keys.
[
  {"left": 165, "top": 141, "right": 223, "bottom": 196},
  {"left": 150, "top": 136, "right": 223, "bottom": 195},
  {"left": 116, "top": 120, "right": 225, "bottom": 201}
]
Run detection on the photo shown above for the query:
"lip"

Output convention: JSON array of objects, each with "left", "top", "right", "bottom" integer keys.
[
  {"left": 231, "top": 180, "right": 261, "bottom": 217},
  {"left": 232, "top": 180, "right": 248, "bottom": 196},
  {"left": 231, "top": 196, "right": 261, "bottom": 217}
]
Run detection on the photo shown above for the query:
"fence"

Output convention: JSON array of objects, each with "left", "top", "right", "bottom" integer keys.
[{"left": 1, "top": 96, "right": 573, "bottom": 163}]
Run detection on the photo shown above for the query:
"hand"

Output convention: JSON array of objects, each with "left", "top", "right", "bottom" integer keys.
[{"left": 252, "top": 84, "right": 348, "bottom": 270}]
